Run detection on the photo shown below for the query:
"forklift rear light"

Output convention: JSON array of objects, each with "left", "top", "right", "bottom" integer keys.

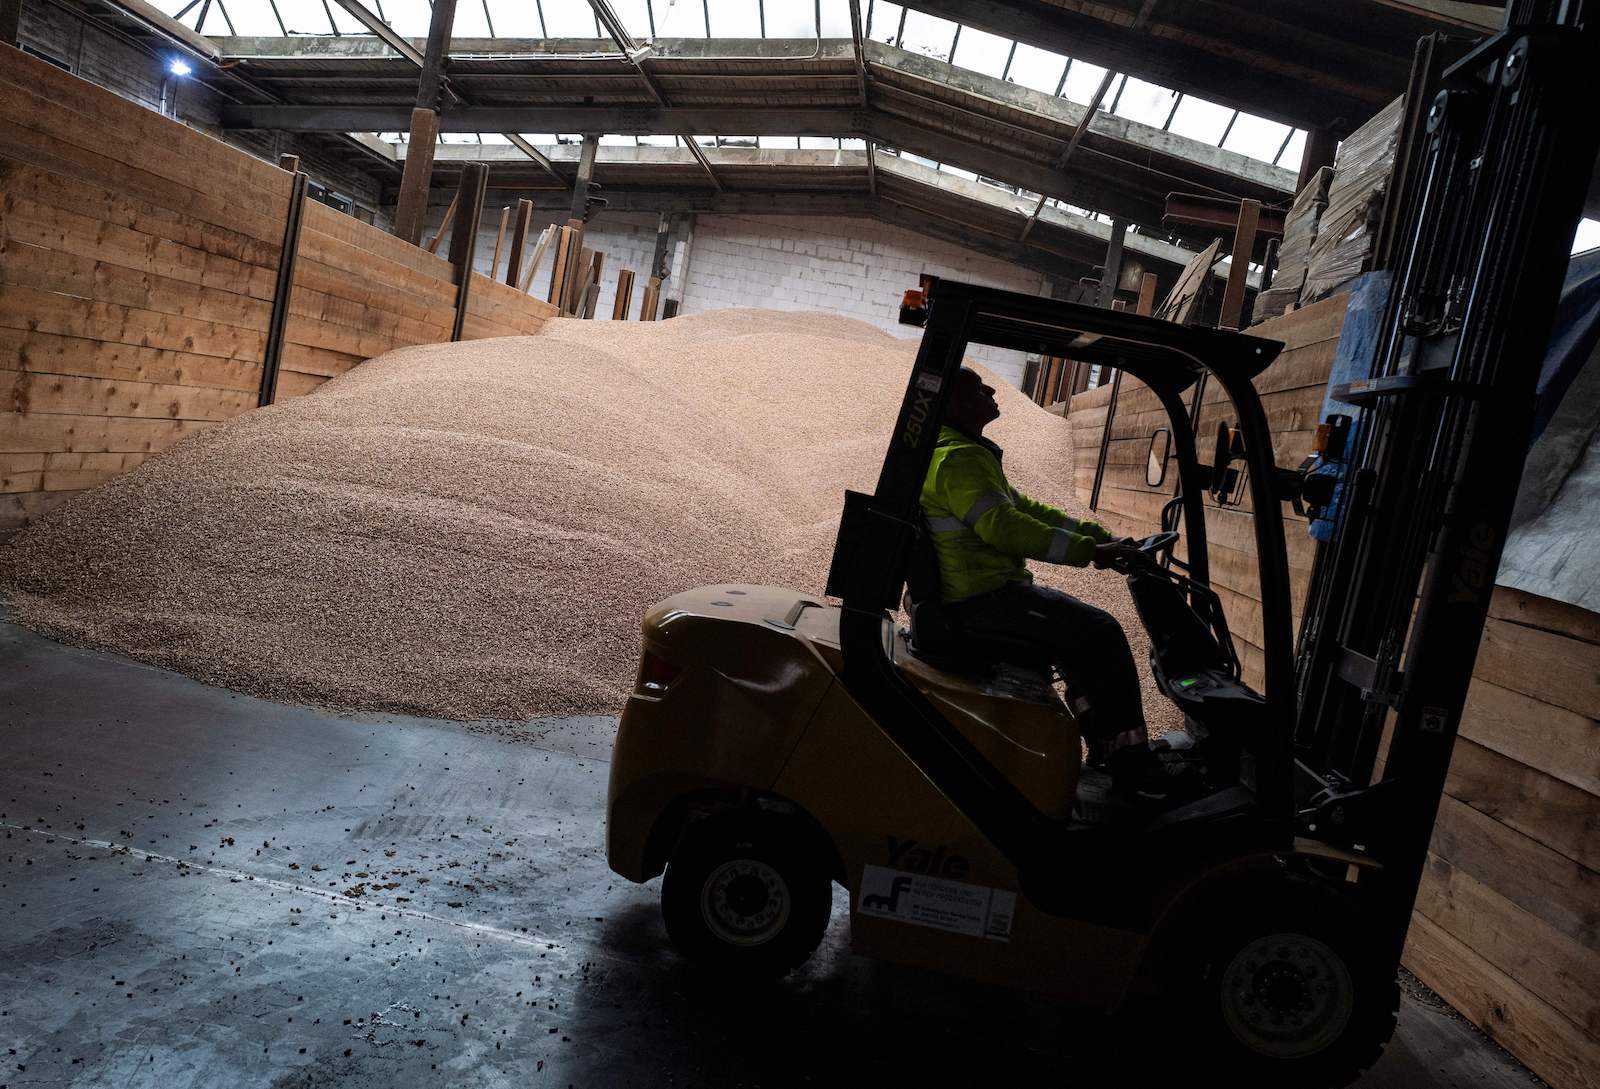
[{"left": 637, "top": 650, "right": 683, "bottom": 695}]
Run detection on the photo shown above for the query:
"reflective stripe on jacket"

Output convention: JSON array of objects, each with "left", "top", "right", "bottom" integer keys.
[{"left": 920, "top": 425, "right": 1111, "bottom": 603}]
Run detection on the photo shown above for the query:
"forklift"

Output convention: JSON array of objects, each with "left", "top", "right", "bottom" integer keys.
[{"left": 605, "top": 7, "right": 1597, "bottom": 1083}]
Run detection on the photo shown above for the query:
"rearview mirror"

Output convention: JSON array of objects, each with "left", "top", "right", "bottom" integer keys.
[
  {"left": 1209, "top": 420, "right": 1248, "bottom": 506},
  {"left": 1146, "top": 428, "right": 1171, "bottom": 487}
]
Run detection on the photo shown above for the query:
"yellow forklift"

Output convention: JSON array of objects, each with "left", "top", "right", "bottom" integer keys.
[{"left": 605, "top": 11, "right": 1596, "bottom": 1085}]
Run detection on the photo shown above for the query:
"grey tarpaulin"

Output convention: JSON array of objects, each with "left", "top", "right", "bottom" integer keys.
[{"left": 1499, "top": 247, "right": 1600, "bottom": 612}]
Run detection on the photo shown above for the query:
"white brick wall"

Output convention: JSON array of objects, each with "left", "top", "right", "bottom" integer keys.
[{"left": 450, "top": 206, "right": 1048, "bottom": 387}]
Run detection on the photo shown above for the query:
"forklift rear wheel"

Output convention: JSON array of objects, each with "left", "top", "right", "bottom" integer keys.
[
  {"left": 1184, "top": 879, "right": 1397, "bottom": 1086},
  {"left": 661, "top": 813, "right": 831, "bottom": 977}
]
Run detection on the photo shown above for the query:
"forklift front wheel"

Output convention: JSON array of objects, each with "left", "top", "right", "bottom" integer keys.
[
  {"left": 661, "top": 813, "right": 831, "bottom": 977},
  {"left": 1183, "top": 879, "right": 1398, "bottom": 1085}
]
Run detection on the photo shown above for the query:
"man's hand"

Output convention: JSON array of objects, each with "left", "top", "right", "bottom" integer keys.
[{"left": 1092, "top": 539, "right": 1144, "bottom": 571}]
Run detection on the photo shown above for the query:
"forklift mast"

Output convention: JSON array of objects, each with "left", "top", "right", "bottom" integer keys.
[{"left": 1290, "top": 4, "right": 1598, "bottom": 967}]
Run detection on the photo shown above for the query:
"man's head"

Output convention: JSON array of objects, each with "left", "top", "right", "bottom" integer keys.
[{"left": 945, "top": 366, "right": 1000, "bottom": 436}]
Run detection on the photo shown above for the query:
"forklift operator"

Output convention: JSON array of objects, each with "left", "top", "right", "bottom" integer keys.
[{"left": 921, "top": 367, "right": 1168, "bottom": 796}]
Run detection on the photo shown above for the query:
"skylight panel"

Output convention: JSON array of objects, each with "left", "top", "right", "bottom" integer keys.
[
  {"left": 1276, "top": 129, "right": 1307, "bottom": 171},
  {"left": 537, "top": 0, "right": 598, "bottom": 36},
  {"left": 636, "top": 133, "right": 677, "bottom": 146},
  {"left": 1223, "top": 112, "right": 1292, "bottom": 162},
  {"left": 382, "top": 0, "right": 432, "bottom": 37},
  {"left": 265, "top": 0, "right": 336, "bottom": 35},
  {"left": 609, "top": 0, "right": 655, "bottom": 39},
  {"left": 951, "top": 25, "right": 1010, "bottom": 78},
  {"left": 1168, "top": 94, "right": 1234, "bottom": 143},
  {"left": 840, "top": 137, "right": 866, "bottom": 150},
  {"left": 1006, "top": 43, "right": 1069, "bottom": 94},
  {"left": 488, "top": 0, "right": 544, "bottom": 37},
  {"left": 451, "top": 0, "right": 493, "bottom": 38},
  {"left": 866, "top": 2, "right": 905, "bottom": 44},
  {"left": 599, "top": 134, "right": 635, "bottom": 145},
  {"left": 817, "top": 0, "right": 853, "bottom": 37},
  {"left": 898, "top": 10, "right": 957, "bottom": 61},
  {"left": 1113, "top": 76, "right": 1176, "bottom": 129},
  {"left": 223, "top": 1, "right": 291, "bottom": 36},
  {"left": 706, "top": 0, "right": 763, "bottom": 36},
  {"left": 1061, "top": 60, "right": 1112, "bottom": 107},
  {"left": 655, "top": 0, "right": 707, "bottom": 36}
]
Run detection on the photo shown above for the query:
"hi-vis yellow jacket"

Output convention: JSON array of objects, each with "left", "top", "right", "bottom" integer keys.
[{"left": 920, "top": 425, "right": 1111, "bottom": 603}]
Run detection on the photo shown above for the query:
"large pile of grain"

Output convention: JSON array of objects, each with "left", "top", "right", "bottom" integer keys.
[{"left": 1, "top": 310, "right": 1175, "bottom": 732}]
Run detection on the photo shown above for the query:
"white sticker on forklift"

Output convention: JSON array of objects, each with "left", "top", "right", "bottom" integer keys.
[{"left": 858, "top": 864, "right": 1016, "bottom": 941}]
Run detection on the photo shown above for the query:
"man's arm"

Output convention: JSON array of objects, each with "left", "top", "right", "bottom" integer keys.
[
  {"left": 934, "top": 449, "right": 1104, "bottom": 566},
  {"left": 1011, "top": 490, "right": 1114, "bottom": 543}
]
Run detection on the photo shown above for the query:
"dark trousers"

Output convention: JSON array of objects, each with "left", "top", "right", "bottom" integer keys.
[{"left": 951, "top": 581, "right": 1147, "bottom": 747}]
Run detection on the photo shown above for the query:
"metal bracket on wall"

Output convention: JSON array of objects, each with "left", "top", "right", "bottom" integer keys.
[
  {"left": 258, "top": 170, "right": 309, "bottom": 408},
  {"left": 448, "top": 162, "right": 489, "bottom": 342}
]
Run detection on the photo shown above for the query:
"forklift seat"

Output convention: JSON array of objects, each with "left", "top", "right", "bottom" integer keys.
[{"left": 903, "top": 519, "right": 1053, "bottom": 675}]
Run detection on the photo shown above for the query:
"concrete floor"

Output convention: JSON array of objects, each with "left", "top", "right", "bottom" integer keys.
[{"left": 0, "top": 617, "right": 1541, "bottom": 1088}]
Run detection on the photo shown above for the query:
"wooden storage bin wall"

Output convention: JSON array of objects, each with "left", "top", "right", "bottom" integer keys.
[
  {"left": 0, "top": 45, "right": 289, "bottom": 531},
  {"left": 1065, "top": 296, "right": 1600, "bottom": 1089},
  {"left": 0, "top": 46, "right": 561, "bottom": 534}
]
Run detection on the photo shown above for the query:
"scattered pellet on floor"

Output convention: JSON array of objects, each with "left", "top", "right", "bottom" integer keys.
[{"left": 1, "top": 309, "right": 1178, "bottom": 734}]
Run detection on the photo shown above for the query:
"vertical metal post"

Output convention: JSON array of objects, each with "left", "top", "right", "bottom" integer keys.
[
  {"left": 569, "top": 133, "right": 599, "bottom": 223},
  {"left": 393, "top": 0, "right": 457, "bottom": 245},
  {"left": 1096, "top": 217, "right": 1126, "bottom": 308},
  {"left": 649, "top": 212, "right": 673, "bottom": 281},
  {"left": 259, "top": 171, "right": 309, "bottom": 407},
  {"left": 448, "top": 162, "right": 489, "bottom": 342}
]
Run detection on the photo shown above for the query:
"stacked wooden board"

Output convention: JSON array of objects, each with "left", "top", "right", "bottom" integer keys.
[
  {"left": 1065, "top": 295, "right": 1600, "bottom": 1089},
  {"left": 0, "top": 45, "right": 560, "bottom": 534},
  {"left": 0, "top": 45, "right": 290, "bottom": 532}
]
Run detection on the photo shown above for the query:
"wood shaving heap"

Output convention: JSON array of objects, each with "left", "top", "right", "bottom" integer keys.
[{"left": 1, "top": 310, "right": 1178, "bottom": 734}]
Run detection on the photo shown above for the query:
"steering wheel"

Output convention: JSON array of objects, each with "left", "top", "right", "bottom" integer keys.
[
  {"left": 1104, "top": 531, "right": 1179, "bottom": 574},
  {"left": 1137, "top": 531, "right": 1180, "bottom": 559}
]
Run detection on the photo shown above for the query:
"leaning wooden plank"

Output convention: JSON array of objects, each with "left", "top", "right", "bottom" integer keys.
[
  {"left": 1429, "top": 793, "right": 1597, "bottom": 949},
  {"left": 1444, "top": 737, "right": 1600, "bottom": 870},
  {"left": 0, "top": 284, "right": 267, "bottom": 361},
  {"left": 425, "top": 191, "right": 459, "bottom": 256},
  {"left": 1404, "top": 912, "right": 1600, "bottom": 1089},
  {"left": 546, "top": 226, "right": 574, "bottom": 305},
  {"left": 0, "top": 329, "right": 263, "bottom": 393},
  {"left": 0, "top": 368, "right": 256, "bottom": 422},
  {"left": 612, "top": 269, "right": 635, "bottom": 319},
  {"left": 3, "top": 195, "right": 279, "bottom": 303},
  {"left": 489, "top": 206, "right": 510, "bottom": 281},
  {"left": 1415, "top": 851, "right": 1600, "bottom": 1038},
  {"left": 520, "top": 225, "right": 556, "bottom": 294},
  {"left": 0, "top": 156, "right": 284, "bottom": 274},
  {"left": 1, "top": 239, "right": 275, "bottom": 333},
  {"left": 0, "top": 411, "right": 212, "bottom": 454},
  {"left": 1459, "top": 676, "right": 1600, "bottom": 798}
]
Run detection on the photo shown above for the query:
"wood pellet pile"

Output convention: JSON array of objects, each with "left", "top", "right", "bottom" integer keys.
[{"left": 1, "top": 310, "right": 1176, "bottom": 733}]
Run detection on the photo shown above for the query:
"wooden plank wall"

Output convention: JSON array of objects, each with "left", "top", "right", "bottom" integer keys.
[
  {"left": 1064, "top": 295, "right": 1600, "bottom": 1089},
  {"left": 0, "top": 45, "right": 290, "bottom": 531},
  {"left": 0, "top": 46, "right": 559, "bottom": 533}
]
